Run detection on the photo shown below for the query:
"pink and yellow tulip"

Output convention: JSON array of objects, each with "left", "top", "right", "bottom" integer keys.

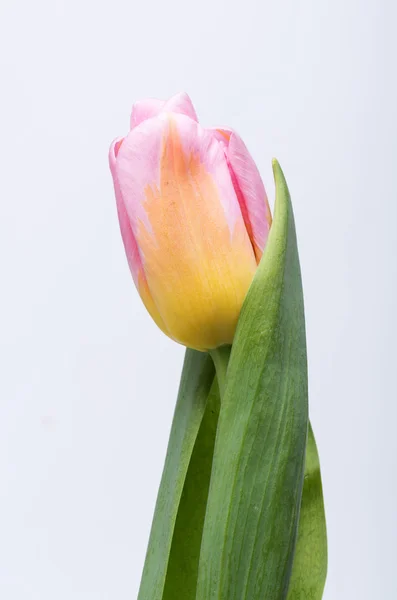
[{"left": 109, "top": 93, "right": 272, "bottom": 350}]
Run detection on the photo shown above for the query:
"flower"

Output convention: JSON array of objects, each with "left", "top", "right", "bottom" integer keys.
[{"left": 109, "top": 92, "right": 272, "bottom": 350}]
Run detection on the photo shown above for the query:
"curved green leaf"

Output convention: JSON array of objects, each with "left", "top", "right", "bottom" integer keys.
[
  {"left": 137, "top": 349, "right": 214, "bottom": 600},
  {"left": 287, "top": 422, "right": 327, "bottom": 599},
  {"left": 196, "top": 160, "right": 308, "bottom": 600},
  {"left": 162, "top": 378, "right": 220, "bottom": 600}
]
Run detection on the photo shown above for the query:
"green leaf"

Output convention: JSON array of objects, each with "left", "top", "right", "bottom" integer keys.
[
  {"left": 287, "top": 422, "right": 328, "bottom": 600},
  {"left": 162, "top": 378, "right": 220, "bottom": 600},
  {"left": 196, "top": 160, "right": 308, "bottom": 600},
  {"left": 137, "top": 349, "right": 214, "bottom": 600}
]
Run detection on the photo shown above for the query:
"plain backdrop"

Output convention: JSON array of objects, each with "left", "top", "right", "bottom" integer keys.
[{"left": 0, "top": 0, "right": 396, "bottom": 598}]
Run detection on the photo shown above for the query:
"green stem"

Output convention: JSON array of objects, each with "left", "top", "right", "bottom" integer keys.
[
  {"left": 209, "top": 345, "right": 231, "bottom": 397},
  {"left": 137, "top": 350, "right": 214, "bottom": 600}
]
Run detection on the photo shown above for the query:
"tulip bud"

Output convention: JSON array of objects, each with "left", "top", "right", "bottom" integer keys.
[{"left": 109, "top": 92, "right": 272, "bottom": 350}]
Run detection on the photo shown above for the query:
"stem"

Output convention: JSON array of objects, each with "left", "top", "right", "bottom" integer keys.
[{"left": 209, "top": 345, "right": 231, "bottom": 398}]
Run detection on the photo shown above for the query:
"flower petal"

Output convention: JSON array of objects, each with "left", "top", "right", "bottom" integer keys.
[
  {"left": 109, "top": 137, "right": 142, "bottom": 284},
  {"left": 130, "top": 92, "right": 198, "bottom": 130},
  {"left": 116, "top": 113, "right": 257, "bottom": 350},
  {"left": 130, "top": 98, "right": 166, "bottom": 130},
  {"left": 209, "top": 128, "right": 272, "bottom": 261},
  {"left": 109, "top": 138, "right": 168, "bottom": 334},
  {"left": 163, "top": 92, "right": 198, "bottom": 122}
]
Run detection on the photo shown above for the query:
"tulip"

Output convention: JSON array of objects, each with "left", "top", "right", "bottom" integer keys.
[{"left": 109, "top": 92, "right": 272, "bottom": 351}]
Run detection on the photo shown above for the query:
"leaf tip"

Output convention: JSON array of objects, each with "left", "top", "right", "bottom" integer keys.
[{"left": 272, "top": 158, "right": 286, "bottom": 188}]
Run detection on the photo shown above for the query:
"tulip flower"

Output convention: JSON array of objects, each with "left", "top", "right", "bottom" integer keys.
[{"left": 109, "top": 92, "right": 272, "bottom": 350}]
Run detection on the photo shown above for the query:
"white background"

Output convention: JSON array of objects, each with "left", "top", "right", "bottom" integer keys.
[{"left": 0, "top": 0, "right": 396, "bottom": 598}]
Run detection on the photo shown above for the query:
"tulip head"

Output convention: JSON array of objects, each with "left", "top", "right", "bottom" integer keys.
[{"left": 109, "top": 93, "right": 272, "bottom": 351}]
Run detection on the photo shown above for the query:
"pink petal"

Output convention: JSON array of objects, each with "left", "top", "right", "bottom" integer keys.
[
  {"left": 130, "top": 98, "right": 165, "bottom": 130},
  {"left": 208, "top": 128, "right": 272, "bottom": 261},
  {"left": 209, "top": 127, "right": 233, "bottom": 146},
  {"left": 130, "top": 92, "right": 198, "bottom": 130},
  {"left": 116, "top": 113, "right": 243, "bottom": 241},
  {"left": 163, "top": 92, "right": 198, "bottom": 122},
  {"left": 109, "top": 137, "right": 144, "bottom": 286}
]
